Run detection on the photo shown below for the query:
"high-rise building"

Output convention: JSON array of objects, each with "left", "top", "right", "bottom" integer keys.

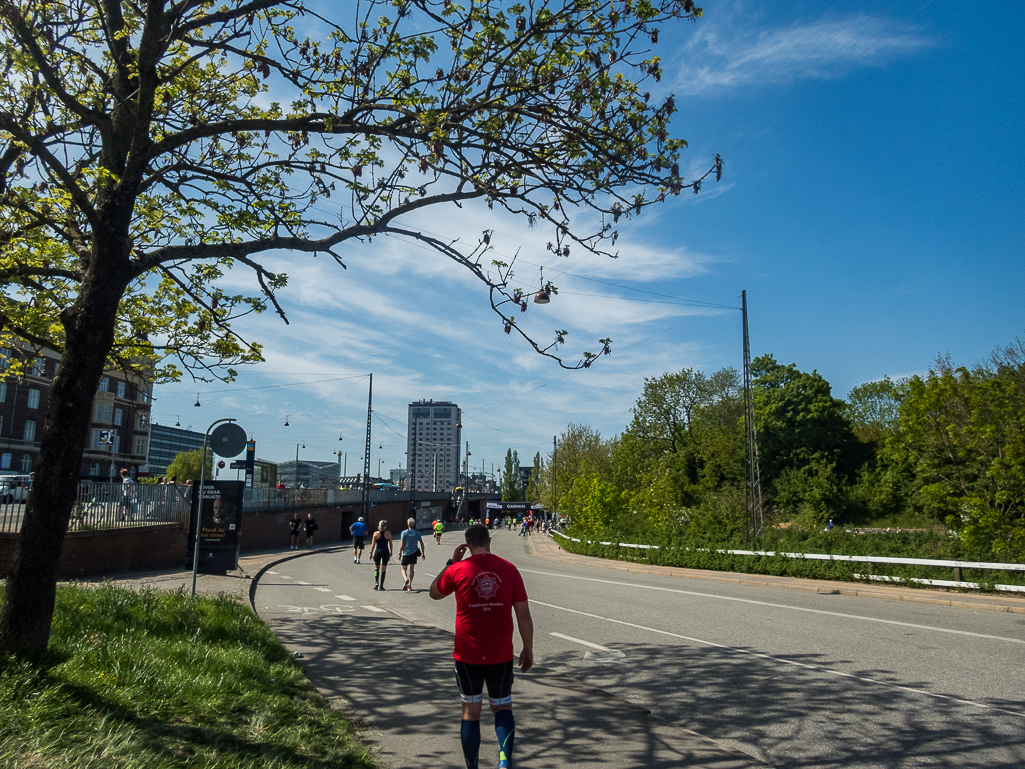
[{"left": 407, "top": 400, "right": 461, "bottom": 492}]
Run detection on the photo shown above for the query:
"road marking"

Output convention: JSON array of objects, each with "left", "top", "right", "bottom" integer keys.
[
  {"left": 531, "top": 598, "right": 1025, "bottom": 718},
  {"left": 266, "top": 570, "right": 278, "bottom": 575},
  {"left": 314, "top": 587, "right": 332, "bottom": 593},
  {"left": 336, "top": 595, "right": 356, "bottom": 601},
  {"left": 279, "top": 575, "right": 292, "bottom": 579},
  {"left": 518, "top": 567, "right": 1025, "bottom": 645},
  {"left": 296, "top": 581, "right": 311, "bottom": 585},
  {"left": 550, "top": 632, "right": 616, "bottom": 652},
  {"left": 362, "top": 605, "right": 387, "bottom": 613},
  {"left": 274, "top": 604, "right": 355, "bottom": 615}
]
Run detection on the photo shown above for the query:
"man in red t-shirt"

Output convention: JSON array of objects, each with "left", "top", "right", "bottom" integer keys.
[{"left": 430, "top": 523, "right": 533, "bottom": 769}]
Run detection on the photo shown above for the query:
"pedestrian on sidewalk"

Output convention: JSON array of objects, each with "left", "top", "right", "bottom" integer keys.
[
  {"left": 369, "top": 519, "right": 393, "bottom": 589},
  {"left": 350, "top": 516, "right": 368, "bottom": 563},
  {"left": 288, "top": 511, "right": 302, "bottom": 550},
  {"left": 430, "top": 523, "right": 534, "bottom": 769},
  {"left": 399, "top": 517, "right": 426, "bottom": 591},
  {"left": 303, "top": 512, "right": 319, "bottom": 548},
  {"left": 119, "top": 468, "right": 137, "bottom": 520}
]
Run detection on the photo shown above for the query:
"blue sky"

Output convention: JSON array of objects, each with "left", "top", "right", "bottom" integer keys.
[{"left": 151, "top": 0, "right": 1024, "bottom": 480}]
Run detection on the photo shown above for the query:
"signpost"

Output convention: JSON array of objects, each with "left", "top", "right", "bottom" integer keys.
[{"left": 189, "top": 419, "right": 248, "bottom": 594}]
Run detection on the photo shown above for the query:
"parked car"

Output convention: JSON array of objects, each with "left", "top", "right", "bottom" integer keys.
[{"left": 0, "top": 475, "right": 31, "bottom": 503}]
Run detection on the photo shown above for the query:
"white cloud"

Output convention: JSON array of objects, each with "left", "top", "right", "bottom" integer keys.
[{"left": 673, "top": 14, "right": 936, "bottom": 96}]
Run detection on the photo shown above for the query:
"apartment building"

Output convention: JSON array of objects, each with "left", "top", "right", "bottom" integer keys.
[{"left": 406, "top": 400, "right": 461, "bottom": 492}]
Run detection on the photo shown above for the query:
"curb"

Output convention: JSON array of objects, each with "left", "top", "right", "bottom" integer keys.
[{"left": 245, "top": 544, "right": 351, "bottom": 614}]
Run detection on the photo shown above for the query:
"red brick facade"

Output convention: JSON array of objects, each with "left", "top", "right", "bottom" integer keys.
[{"left": 0, "top": 499, "right": 437, "bottom": 579}]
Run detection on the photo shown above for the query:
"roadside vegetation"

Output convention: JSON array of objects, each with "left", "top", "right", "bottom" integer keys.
[
  {"left": 0, "top": 584, "right": 374, "bottom": 769},
  {"left": 510, "top": 337, "right": 1025, "bottom": 583}
]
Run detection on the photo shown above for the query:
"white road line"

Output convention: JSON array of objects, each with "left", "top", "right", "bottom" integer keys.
[
  {"left": 266, "top": 571, "right": 278, "bottom": 575},
  {"left": 279, "top": 575, "right": 292, "bottom": 579},
  {"left": 550, "top": 632, "right": 617, "bottom": 653},
  {"left": 531, "top": 598, "right": 1025, "bottom": 718},
  {"left": 518, "top": 567, "right": 1025, "bottom": 645},
  {"left": 335, "top": 595, "right": 356, "bottom": 601},
  {"left": 362, "top": 605, "right": 387, "bottom": 613},
  {"left": 296, "top": 581, "right": 311, "bottom": 585},
  {"left": 314, "top": 587, "right": 332, "bottom": 593}
]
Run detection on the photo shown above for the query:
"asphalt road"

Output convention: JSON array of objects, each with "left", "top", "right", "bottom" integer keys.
[{"left": 254, "top": 530, "right": 1025, "bottom": 768}]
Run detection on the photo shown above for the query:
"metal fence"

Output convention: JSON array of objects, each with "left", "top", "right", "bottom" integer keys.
[
  {"left": 242, "top": 486, "right": 363, "bottom": 511},
  {"left": 0, "top": 481, "right": 192, "bottom": 535},
  {"left": 553, "top": 531, "right": 1025, "bottom": 593},
  {"left": 0, "top": 483, "right": 454, "bottom": 535}
]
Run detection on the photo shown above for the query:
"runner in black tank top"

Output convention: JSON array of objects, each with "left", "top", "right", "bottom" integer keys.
[{"left": 370, "top": 520, "right": 393, "bottom": 590}]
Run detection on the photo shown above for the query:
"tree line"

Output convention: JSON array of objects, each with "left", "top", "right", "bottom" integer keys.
[{"left": 512, "top": 338, "right": 1025, "bottom": 560}]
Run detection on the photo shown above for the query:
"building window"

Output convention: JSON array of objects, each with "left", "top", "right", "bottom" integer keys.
[
  {"left": 94, "top": 403, "right": 112, "bottom": 422},
  {"left": 139, "top": 387, "right": 150, "bottom": 404},
  {"left": 135, "top": 437, "right": 146, "bottom": 455},
  {"left": 0, "top": 382, "right": 5, "bottom": 403},
  {"left": 23, "top": 420, "right": 36, "bottom": 441},
  {"left": 98, "top": 376, "right": 110, "bottom": 392},
  {"left": 116, "top": 381, "right": 126, "bottom": 398},
  {"left": 20, "top": 454, "right": 32, "bottom": 472},
  {"left": 30, "top": 358, "right": 44, "bottom": 376},
  {"left": 89, "top": 461, "right": 100, "bottom": 475},
  {"left": 0, "top": 452, "right": 9, "bottom": 470},
  {"left": 27, "top": 389, "right": 40, "bottom": 409},
  {"left": 114, "top": 408, "right": 123, "bottom": 426},
  {"left": 137, "top": 412, "right": 147, "bottom": 429}
]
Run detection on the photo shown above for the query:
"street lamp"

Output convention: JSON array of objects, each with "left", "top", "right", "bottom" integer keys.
[{"left": 295, "top": 442, "right": 305, "bottom": 487}]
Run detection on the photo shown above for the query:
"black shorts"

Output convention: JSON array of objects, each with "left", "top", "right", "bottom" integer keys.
[
  {"left": 401, "top": 553, "right": 419, "bottom": 566},
  {"left": 454, "top": 659, "right": 514, "bottom": 705},
  {"left": 372, "top": 550, "right": 390, "bottom": 564},
  {"left": 353, "top": 536, "right": 365, "bottom": 548}
]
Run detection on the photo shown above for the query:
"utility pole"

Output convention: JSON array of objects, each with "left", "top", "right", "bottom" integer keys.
[
  {"left": 742, "top": 290, "right": 765, "bottom": 540},
  {"left": 361, "top": 374, "right": 372, "bottom": 522}
]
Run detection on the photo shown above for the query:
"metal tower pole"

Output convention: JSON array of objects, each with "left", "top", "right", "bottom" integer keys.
[
  {"left": 361, "top": 374, "right": 372, "bottom": 521},
  {"left": 742, "top": 291, "right": 765, "bottom": 540}
]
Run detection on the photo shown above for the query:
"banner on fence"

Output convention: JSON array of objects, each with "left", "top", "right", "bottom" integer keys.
[{"left": 186, "top": 480, "right": 244, "bottom": 574}]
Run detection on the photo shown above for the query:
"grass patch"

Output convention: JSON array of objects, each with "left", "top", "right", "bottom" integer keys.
[{"left": 0, "top": 583, "right": 375, "bottom": 769}]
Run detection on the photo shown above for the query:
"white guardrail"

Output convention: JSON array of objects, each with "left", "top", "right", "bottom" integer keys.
[{"left": 551, "top": 531, "right": 1025, "bottom": 594}]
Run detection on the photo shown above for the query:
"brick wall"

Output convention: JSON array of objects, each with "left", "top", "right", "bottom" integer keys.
[{"left": 0, "top": 499, "right": 429, "bottom": 579}]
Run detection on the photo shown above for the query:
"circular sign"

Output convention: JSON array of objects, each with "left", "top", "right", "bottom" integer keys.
[
  {"left": 210, "top": 422, "right": 247, "bottom": 458},
  {"left": 217, "top": 460, "right": 226, "bottom": 469}
]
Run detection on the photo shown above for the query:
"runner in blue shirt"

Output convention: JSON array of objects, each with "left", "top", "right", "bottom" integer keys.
[
  {"left": 399, "top": 517, "right": 426, "bottom": 591},
  {"left": 350, "top": 517, "right": 368, "bottom": 564}
]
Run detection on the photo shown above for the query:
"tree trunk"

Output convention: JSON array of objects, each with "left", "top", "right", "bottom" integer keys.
[{"left": 0, "top": 263, "right": 125, "bottom": 654}]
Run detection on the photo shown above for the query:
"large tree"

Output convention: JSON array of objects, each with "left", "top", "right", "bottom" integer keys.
[
  {"left": 892, "top": 353, "right": 1025, "bottom": 554},
  {"left": 751, "top": 355, "right": 862, "bottom": 490},
  {"left": 0, "top": 0, "right": 719, "bottom": 652},
  {"left": 501, "top": 447, "right": 521, "bottom": 502}
]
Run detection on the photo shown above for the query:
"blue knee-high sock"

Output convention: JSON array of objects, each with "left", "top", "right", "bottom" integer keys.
[
  {"left": 494, "top": 709, "right": 515, "bottom": 768},
  {"left": 460, "top": 719, "right": 481, "bottom": 769}
]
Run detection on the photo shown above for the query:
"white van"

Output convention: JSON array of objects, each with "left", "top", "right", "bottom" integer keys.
[{"left": 0, "top": 475, "right": 31, "bottom": 503}]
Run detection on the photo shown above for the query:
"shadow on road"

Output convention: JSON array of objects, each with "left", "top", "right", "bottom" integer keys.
[{"left": 265, "top": 610, "right": 762, "bottom": 769}]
